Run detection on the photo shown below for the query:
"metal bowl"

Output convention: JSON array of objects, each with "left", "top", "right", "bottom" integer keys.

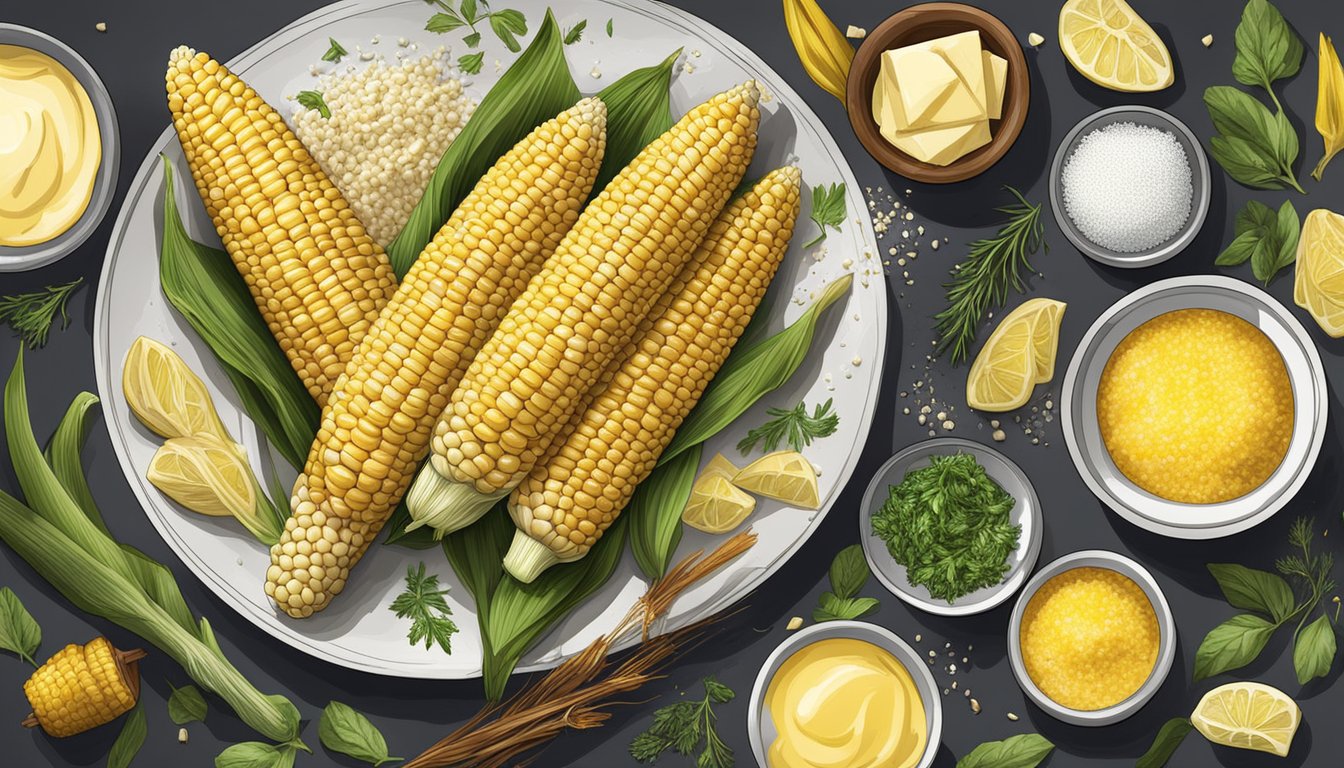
[
  {"left": 1061, "top": 276, "right": 1327, "bottom": 539},
  {"left": 0, "top": 24, "right": 120, "bottom": 272},
  {"left": 748, "top": 621, "right": 941, "bottom": 768},
  {"left": 860, "top": 437, "right": 1043, "bottom": 616},
  {"left": 1048, "top": 105, "right": 1210, "bottom": 269},
  {"left": 1008, "top": 550, "right": 1176, "bottom": 726}
]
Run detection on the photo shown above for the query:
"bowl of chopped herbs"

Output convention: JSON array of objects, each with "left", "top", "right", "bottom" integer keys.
[{"left": 860, "top": 437, "right": 1042, "bottom": 616}]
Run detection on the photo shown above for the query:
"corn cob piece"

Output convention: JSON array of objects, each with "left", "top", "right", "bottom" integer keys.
[
  {"left": 406, "top": 82, "right": 763, "bottom": 537},
  {"left": 264, "top": 99, "right": 608, "bottom": 617},
  {"left": 22, "top": 637, "right": 145, "bottom": 737},
  {"left": 165, "top": 46, "right": 397, "bottom": 407},
  {"left": 503, "top": 167, "right": 802, "bottom": 582}
]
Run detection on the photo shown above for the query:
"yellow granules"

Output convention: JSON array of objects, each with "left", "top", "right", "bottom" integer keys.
[
  {"left": 1097, "top": 308, "right": 1293, "bottom": 504},
  {"left": 1019, "top": 567, "right": 1159, "bottom": 711}
]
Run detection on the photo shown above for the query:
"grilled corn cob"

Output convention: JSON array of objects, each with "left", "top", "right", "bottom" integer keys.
[
  {"left": 504, "top": 167, "right": 802, "bottom": 581},
  {"left": 406, "top": 81, "right": 762, "bottom": 537},
  {"left": 166, "top": 46, "right": 397, "bottom": 407},
  {"left": 265, "top": 99, "right": 608, "bottom": 617},
  {"left": 22, "top": 638, "right": 145, "bottom": 737}
]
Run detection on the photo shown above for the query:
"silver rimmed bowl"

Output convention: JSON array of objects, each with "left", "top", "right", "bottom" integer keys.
[
  {"left": 1008, "top": 550, "right": 1176, "bottom": 726},
  {"left": 860, "top": 438, "right": 1043, "bottom": 616},
  {"left": 0, "top": 24, "right": 120, "bottom": 272},
  {"left": 1061, "top": 276, "right": 1327, "bottom": 539},
  {"left": 748, "top": 621, "right": 941, "bottom": 768},
  {"left": 1049, "top": 105, "right": 1210, "bottom": 269}
]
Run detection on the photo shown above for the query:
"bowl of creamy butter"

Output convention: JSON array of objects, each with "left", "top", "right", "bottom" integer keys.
[
  {"left": 748, "top": 621, "right": 940, "bottom": 768},
  {"left": 0, "top": 24, "right": 119, "bottom": 272}
]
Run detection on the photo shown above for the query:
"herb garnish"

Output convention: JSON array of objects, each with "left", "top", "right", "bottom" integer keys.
[
  {"left": 0, "top": 586, "right": 41, "bottom": 665},
  {"left": 296, "top": 90, "right": 331, "bottom": 119},
  {"left": 803, "top": 182, "right": 846, "bottom": 247},
  {"left": 319, "top": 701, "right": 401, "bottom": 767},
  {"left": 737, "top": 398, "right": 838, "bottom": 455},
  {"left": 168, "top": 682, "right": 208, "bottom": 725},
  {"left": 322, "top": 37, "right": 347, "bottom": 63},
  {"left": 606, "top": 18, "right": 614, "bottom": 37},
  {"left": 425, "top": 0, "right": 528, "bottom": 52},
  {"left": 215, "top": 742, "right": 300, "bottom": 768},
  {"left": 0, "top": 278, "right": 83, "bottom": 349},
  {"left": 457, "top": 52, "right": 485, "bottom": 75},
  {"left": 1214, "top": 199, "right": 1300, "bottom": 284},
  {"left": 389, "top": 563, "right": 458, "bottom": 654},
  {"left": 934, "top": 187, "right": 1045, "bottom": 364},
  {"left": 957, "top": 733, "right": 1054, "bottom": 768},
  {"left": 1194, "top": 517, "right": 1337, "bottom": 683},
  {"left": 813, "top": 544, "right": 879, "bottom": 622},
  {"left": 629, "top": 676, "right": 734, "bottom": 768},
  {"left": 871, "top": 453, "right": 1020, "bottom": 602},
  {"left": 1137, "top": 717, "right": 1195, "bottom": 768},
  {"left": 563, "top": 20, "right": 587, "bottom": 45},
  {"left": 107, "top": 703, "right": 146, "bottom": 768}
]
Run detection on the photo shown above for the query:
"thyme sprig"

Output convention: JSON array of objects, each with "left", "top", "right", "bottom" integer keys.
[{"left": 0, "top": 278, "right": 83, "bottom": 349}]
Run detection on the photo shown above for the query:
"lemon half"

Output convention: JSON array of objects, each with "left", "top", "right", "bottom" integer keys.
[
  {"left": 1059, "top": 0, "right": 1174, "bottom": 92},
  {"left": 966, "top": 298, "right": 1066, "bottom": 412},
  {"left": 1191, "top": 682, "right": 1300, "bottom": 758}
]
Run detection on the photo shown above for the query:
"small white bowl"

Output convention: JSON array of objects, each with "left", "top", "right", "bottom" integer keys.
[
  {"left": 860, "top": 437, "right": 1042, "bottom": 616},
  {"left": 1007, "top": 550, "right": 1176, "bottom": 726},
  {"left": 748, "top": 621, "right": 941, "bottom": 768}
]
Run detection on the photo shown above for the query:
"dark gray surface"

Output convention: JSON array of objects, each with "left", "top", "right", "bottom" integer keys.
[{"left": 1, "top": 0, "right": 1341, "bottom": 765}]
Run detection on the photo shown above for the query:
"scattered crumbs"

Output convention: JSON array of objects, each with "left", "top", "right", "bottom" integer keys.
[
  {"left": 1007, "top": 712, "right": 1020, "bottom": 721},
  {"left": 682, "top": 61, "right": 696, "bottom": 74},
  {"left": 915, "top": 634, "right": 922, "bottom": 642},
  {"left": 95, "top": 21, "right": 107, "bottom": 32},
  {"left": 1027, "top": 32, "right": 1046, "bottom": 47},
  {"left": 589, "top": 66, "right": 602, "bottom": 79},
  {"left": 851, "top": 356, "right": 862, "bottom": 367},
  {"left": 178, "top": 727, "right": 189, "bottom": 743},
  {"left": 845, "top": 25, "right": 867, "bottom": 39},
  {"left": 942, "top": 420, "right": 955, "bottom": 430},
  {"left": 786, "top": 616, "right": 804, "bottom": 631},
  {"left": 360, "top": 51, "right": 375, "bottom": 62},
  {"left": 236, "top": 557, "right": 244, "bottom": 566},
  {"left": 970, "top": 698, "right": 981, "bottom": 714},
  {"left": 1201, "top": 34, "right": 1214, "bottom": 47},
  {"left": 841, "top": 257, "right": 853, "bottom": 269},
  {"left": 398, "top": 36, "right": 410, "bottom": 47},
  {"left": 691, "top": 49, "right": 703, "bottom": 58}
]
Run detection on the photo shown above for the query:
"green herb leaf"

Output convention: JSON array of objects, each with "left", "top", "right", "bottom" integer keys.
[
  {"left": 168, "top": 683, "right": 208, "bottom": 725},
  {"left": 629, "top": 443, "right": 701, "bottom": 581},
  {"left": 1204, "top": 86, "right": 1303, "bottom": 192},
  {"left": 460, "top": 0, "right": 480, "bottom": 24},
  {"left": 322, "top": 37, "right": 347, "bottom": 63},
  {"left": 108, "top": 703, "right": 147, "bottom": 768},
  {"left": 606, "top": 18, "right": 614, "bottom": 37},
  {"left": 1194, "top": 613, "right": 1277, "bottom": 680},
  {"left": 737, "top": 398, "right": 839, "bottom": 455},
  {"left": 1136, "top": 717, "right": 1194, "bottom": 768},
  {"left": 1207, "top": 563, "right": 1296, "bottom": 622},
  {"left": 1250, "top": 199, "right": 1300, "bottom": 283},
  {"left": 0, "top": 586, "right": 40, "bottom": 665},
  {"left": 1293, "top": 613, "right": 1336, "bottom": 684},
  {"left": 0, "top": 278, "right": 83, "bottom": 349},
  {"left": 489, "top": 9, "right": 528, "bottom": 52},
  {"left": 319, "top": 701, "right": 401, "bottom": 766},
  {"left": 457, "top": 51, "right": 485, "bottom": 74},
  {"left": 1215, "top": 229, "right": 1263, "bottom": 266},
  {"left": 426, "top": 11, "right": 466, "bottom": 33},
  {"left": 803, "top": 182, "right": 846, "bottom": 248},
  {"left": 215, "top": 742, "right": 297, "bottom": 768},
  {"left": 630, "top": 678, "right": 734, "bottom": 765},
  {"left": 828, "top": 544, "right": 870, "bottom": 599},
  {"left": 463, "top": 31, "right": 482, "bottom": 48},
  {"left": 957, "top": 733, "right": 1054, "bottom": 768},
  {"left": 589, "top": 48, "right": 679, "bottom": 191},
  {"left": 296, "top": 90, "right": 330, "bottom": 119},
  {"left": 1236, "top": 199, "right": 1278, "bottom": 234},
  {"left": 703, "top": 676, "right": 735, "bottom": 704},
  {"left": 389, "top": 563, "right": 458, "bottom": 654},
  {"left": 1232, "top": 0, "right": 1303, "bottom": 94},
  {"left": 564, "top": 20, "right": 587, "bottom": 45},
  {"left": 812, "top": 593, "right": 879, "bottom": 622}
]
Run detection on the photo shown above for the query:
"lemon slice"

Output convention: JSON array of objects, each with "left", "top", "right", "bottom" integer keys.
[
  {"left": 1295, "top": 209, "right": 1344, "bottom": 336},
  {"left": 701, "top": 452, "right": 741, "bottom": 482},
  {"left": 682, "top": 474, "right": 757, "bottom": 534},
  {"left": 148, "top": 435, "right": 255, "bottom": 518},
  {"left": 1059, "top": 0, "right": 1174, "bottom": 92},
  {"left": 123, "top": 336, "right": 233, "bottom": 443},
  {"left": 1191, "top": 682, "right": 1300, "bottom": 757},
  {"left": 733, "top": 451, "right": 820, "bottom": 509},
  {"left": 967, "top": 299, "right": 1066, "bottom": 412}
]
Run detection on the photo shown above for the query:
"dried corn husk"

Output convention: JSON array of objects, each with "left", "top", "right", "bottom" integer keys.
[
  {"left": 782, "top": 0, "right": 854, "bottom": 100},
  {"left": 1314, "top": 32, "right": 1344, "bottom": 181}
]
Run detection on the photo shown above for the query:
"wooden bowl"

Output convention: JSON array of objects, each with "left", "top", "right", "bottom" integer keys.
[{"left": 846, "top": 3, "right": 1030, "bottom": 184}]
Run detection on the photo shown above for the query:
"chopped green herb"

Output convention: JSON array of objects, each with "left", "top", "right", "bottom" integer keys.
[
  {"left": 629, "top": 676, "right": 734, "bottom": 768},
  {"left": 564, "top": 19, "right": 587, "bottom": 45},
  {"left": 0, "top": 278, "right": 83, "bottom": 349},
  {"left": 425, "top": 0, "right": 528, "bottom": 53},
  {"left": 389, "top": 563, "right": 458, "bottom": 654},
  {"left": 871, "top": 452, "right": 1020, "bottom": 602},
  {"left": 322, "top": 37, "right": 347, "bottom": 63},
  {"left": 1215, "top": 199, "right": 1300, "bottom": 284},
  {"left": 606, "top": 18, "right": 614, "bottom": 37},
  {"left": 803, "top": 182, "right": 846, "bottom": 248},
  {"left": 296, "top": 90, "right": 330, "bottom": 119},
  {"left": 457, "top": 51, "right": 485, "bottom": 75},
  {"left": 737, "top": 398, "right": 838, "bottom": 455},
  {"left": 0, "top": 586, "right": 41, "bottom": 665},
  {"left": 812, "top": 544, "right": 878, "bottom": 622}
]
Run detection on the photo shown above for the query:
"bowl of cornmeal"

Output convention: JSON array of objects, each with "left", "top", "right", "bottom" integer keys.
[{"left": 1061, "top": 275, "right": 1327, "bottom": 539}]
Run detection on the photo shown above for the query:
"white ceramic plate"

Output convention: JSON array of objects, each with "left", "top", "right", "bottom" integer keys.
[{"left": 93, "top": 0, "right": 886, "bottom": 679}]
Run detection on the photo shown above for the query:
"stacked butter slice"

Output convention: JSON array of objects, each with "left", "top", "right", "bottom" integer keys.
[{"left": 871, "top": 31, "right": 1008, "bottom": 166}]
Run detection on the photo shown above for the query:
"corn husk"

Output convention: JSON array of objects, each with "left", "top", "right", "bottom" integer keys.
[
  {"left": 1315, "top": 33, "right": 1344, "bottom": 181},
  {"left": 782, "top": 0, "right": 855, "bottom": 100}
]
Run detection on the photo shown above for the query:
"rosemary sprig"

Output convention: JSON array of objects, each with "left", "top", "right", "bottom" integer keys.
[
  {"left": 736, "top": 398, "right": 838, "bottom": 455},
  {"left": 0, "top": 278, "right": 83, "bottom": 349},
  {"left": 933, "top": 187, "right": 1046, "bottom": 364}
]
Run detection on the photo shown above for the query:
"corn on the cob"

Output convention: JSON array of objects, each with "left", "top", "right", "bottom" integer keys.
[
  {"left": 165, "top": 46, "right": 397, "bottom": 407},
  {"left": 22, "top": 637, "right": 145, "bottom": 737},
  {"left": 503, "top": 167, "right": 802, "bottom": 582},
  {"left": 264, "top": 99, "right": 608, "bottom": 617},
  {"left": 406, "top": 82, "right": 763, "bottom": 538}
]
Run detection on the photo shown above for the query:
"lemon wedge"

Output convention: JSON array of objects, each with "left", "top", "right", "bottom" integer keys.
[
  {"left": 147, "top": 435, "right": 281, "bottom": 544},
  {"left": 733, "top": 451, "right": 820, "bottom": 509},
  {"left": 1295, "top": 208, "right": 1344, "bottom": 336},
  {"left": 1059, "top": 0, "right": 1174, "bottom": 92},
  {"left": 123, "top": 336, "right": 232, "bottom": 443},
  {"left": 682, "top": 474, "right": 757, "bottom": 534},
  {"left": 702, "top": 452, "right": 741, "bottom": 482},
  {"left": 966, "top": 298, "right": 1066, "bottom": 412},
  {"left": 1191, "top": 682, "right": 1300, "bottom": 758}
]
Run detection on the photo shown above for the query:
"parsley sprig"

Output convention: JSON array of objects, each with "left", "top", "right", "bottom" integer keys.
[
  {"left": 737, "top": 398, "right": 838, "bottom": 456},
  {"left": 0, "top": 278, "right": 83, "bottom": 349},
  {"left": 389, "top": 563, "right": 458, "bottom": 654},
  {"left": 630, "top": 677, "right": 734, "bottom": 768},
  {"left": 296, "top": 90, "right": 331, "bottom": 119},
  {"left": 425, "top": 0, "right": 528, "bottom": 52},
  {"left": 322, "top": 37, "right": 347, "bottom": 63},
  {"left": 804, "top": 182, "right": 846, "bottom": 248}
]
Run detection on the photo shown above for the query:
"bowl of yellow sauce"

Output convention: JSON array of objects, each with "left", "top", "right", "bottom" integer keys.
[
  {"left": 0, "top": 25, "right": 119, "bottom": 272},
  {"left": 748, "top": 621, "right": 939, "bottom": 768},
  {"left": 1008, "top": 550, "right": 1176, "bottom": 726},
  {"left": 1061, "top": 276, "right": 1327, "bottom": 539}
]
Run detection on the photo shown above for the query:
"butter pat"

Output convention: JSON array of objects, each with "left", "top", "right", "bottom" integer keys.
[
  {"left": 984, "top": 51, "right": 1008, "bottom": 119},
  {"left": 884, "top": 120, "right": 992, "bottom": 166}
]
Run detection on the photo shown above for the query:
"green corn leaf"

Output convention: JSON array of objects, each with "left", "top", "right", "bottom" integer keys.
[
  {"left": 590, "top": 48, "right": 679, "bottom": 191},
  {"left": 107, "top": 703, "right": 147, "bottom": 768},
  {"left": 629, "top": 443, "right": 701, "bottom": 580},
  {"left": 43, "top": 391, "right": 104, "bottom": 532}
]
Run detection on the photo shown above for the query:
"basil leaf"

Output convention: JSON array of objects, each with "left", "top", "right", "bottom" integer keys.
[
  {"left": 1207, "top": 563, "right": 1295, "bottom": 621},
  {"left": 957, "top": 733, "right": 1054, "bottom": 768},
  {"left": 1136, "top": 717, "right": 1194, "bottom": 768},
  {"left": 425, "top": 12, "right": 466, "bottom": 33},
  {"left": 812, "top": 593, "right": 879, "bottom": 622},
  {"left": 1273, "top": 199, "right": 1301, "bottom": 267},
  {"left": 1231, "top": 0, "right": 1303, "bottom": 91},
  {"left": 215, "top": 743, "right": 296, "bottom": 768},
  {"left": 0, "top": 587, "right": 41, "bottom": 665},
  {"left": 829, "top": 544, "right": 870, "bottom": 600},
  {"left": 629, "top": 443, "right": 701, "bottom": 581},
  {"left": 108, "top": 704, "right": 147, "bottom": 768},
  {"left": 319, "top": 701, "right": 400, "bottom": 766},
  {"left": 1214, "top": 230, "right": 1262, "bottom": 266},
  {"left": 1293, "top": 614, "right": 1336, "bottom": 684},
  {"left": 1235, "top": 200, "right": 1277, "bottom": 235},
  {"left": 1210, "top": 135, "right": 1289, "bottom": 189},
  {"left": 1205, "top": 86, "right": 1281, "bottom": 151},
  {"left": 1204, "top": 86, "right": 1300, "bottom": 191},
  {"left": 168, "top": 683, "right": 208, "bottom": 725},
  {"left": 1194, "top": 614, "right": 1276, "bottom": 681}
]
